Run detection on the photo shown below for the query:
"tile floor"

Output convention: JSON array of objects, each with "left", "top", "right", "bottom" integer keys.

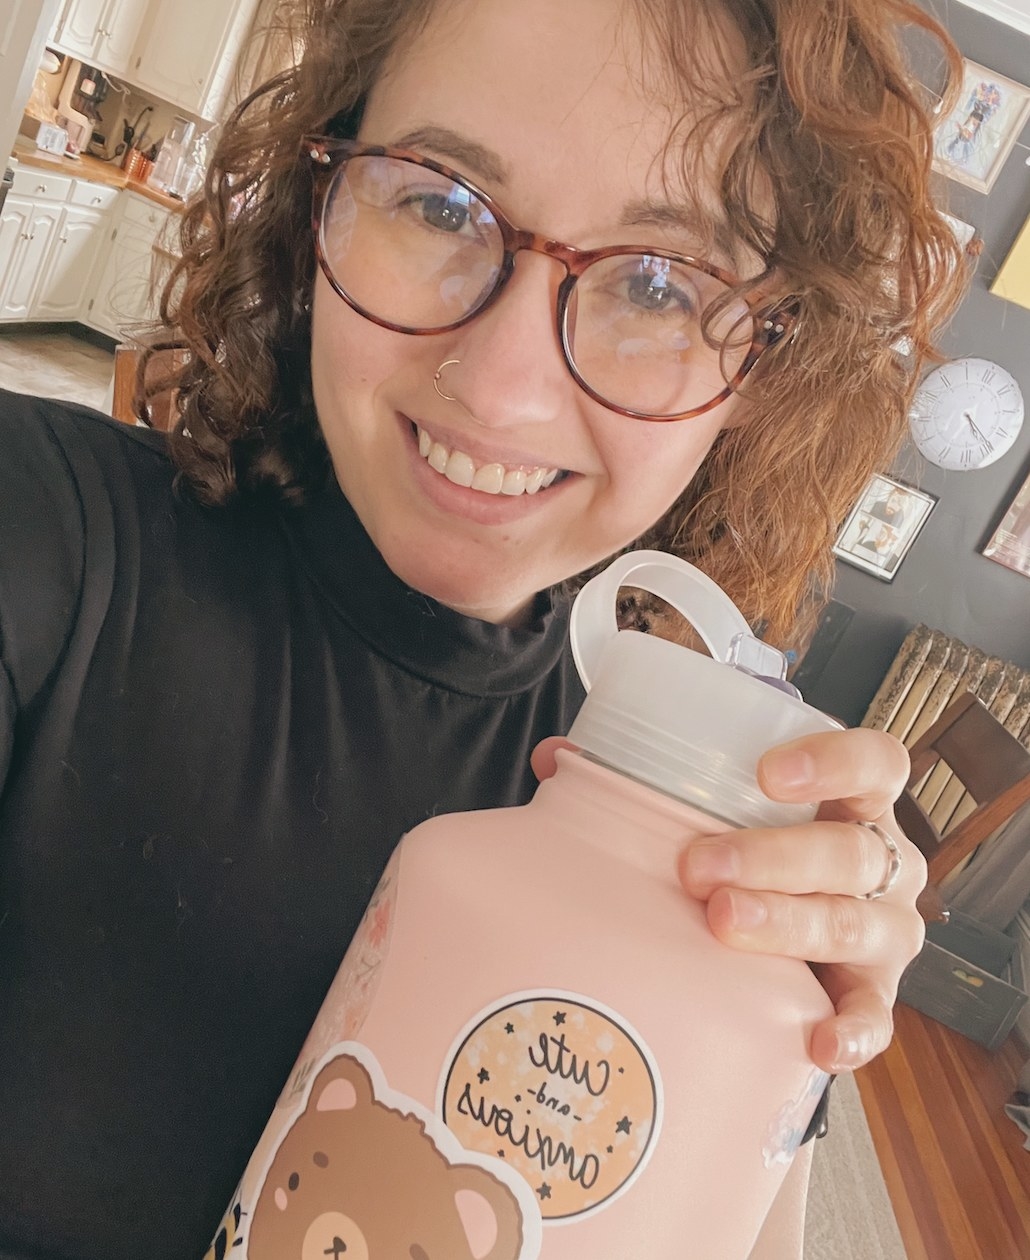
[{"left": 0, "top": 324, "right": 116, "bottom": 411}]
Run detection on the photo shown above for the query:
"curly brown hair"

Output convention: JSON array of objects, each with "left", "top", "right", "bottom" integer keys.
[{"left": 149, "top": 0, "right": 968, "bottom": 645}]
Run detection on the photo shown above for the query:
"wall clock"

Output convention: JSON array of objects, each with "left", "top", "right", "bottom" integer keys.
[{"left": 908, "top": 357, "right": 1024, "bottom": 470}]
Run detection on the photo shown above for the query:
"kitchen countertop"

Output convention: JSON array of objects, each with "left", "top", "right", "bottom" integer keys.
[{"left": 10, "top": 140, "right": 186, "bottom": 213}]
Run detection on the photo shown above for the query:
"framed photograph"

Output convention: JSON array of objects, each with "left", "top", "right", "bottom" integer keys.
[
  {"left": 833, "top": 474, "right": 937, "bottom": 581},
  {"left": 932, "top": 59, "right": 1030, "bottom": 193},
  {"left": 983, "top": 469, "right": 1030, "bottom": 577}
]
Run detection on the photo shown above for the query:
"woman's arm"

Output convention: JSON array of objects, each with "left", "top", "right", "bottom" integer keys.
[{"left": 748, "top": 1141, "right": 815, "bottom": 1260}]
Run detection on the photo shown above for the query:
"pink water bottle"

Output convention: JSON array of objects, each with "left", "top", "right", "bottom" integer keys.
[{"left": 212, "top": 551, "right": 839, "bottom": 1260}]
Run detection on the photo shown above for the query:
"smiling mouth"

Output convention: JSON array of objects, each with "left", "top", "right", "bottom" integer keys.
[{"left": 414, "top": 424, "right": 568, "bottom": 497}]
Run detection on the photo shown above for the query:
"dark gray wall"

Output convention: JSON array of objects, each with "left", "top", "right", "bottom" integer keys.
[{"left": 801, "top": 1, "right": 1030, "bottom": 727}]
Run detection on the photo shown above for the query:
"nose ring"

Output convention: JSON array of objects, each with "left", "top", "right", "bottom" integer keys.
[{"left": 433, "top": 358, "right": 461, "bottom": 401}]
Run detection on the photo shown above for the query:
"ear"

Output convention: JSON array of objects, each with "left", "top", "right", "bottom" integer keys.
[
  {"left": 311, "top": 1052, "right": 376, "bottom": 1113},
  {"left": 451, "top": 1167, "right": 524, "bottom": 1260}
]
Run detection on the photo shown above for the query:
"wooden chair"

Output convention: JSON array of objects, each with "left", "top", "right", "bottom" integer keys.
[
  {"left": 110, "top": 343, "right": 187, "bottom": 431},
  {"left": 894, "top": 692, "right": 1030, "bottom": 914}
]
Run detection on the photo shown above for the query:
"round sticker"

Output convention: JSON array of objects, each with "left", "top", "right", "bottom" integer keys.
[{"left": 440, "top": 993, "right": 661, "bottom": 1221}]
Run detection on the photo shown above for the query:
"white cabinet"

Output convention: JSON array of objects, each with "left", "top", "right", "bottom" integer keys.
[
  {"left": 83, "top": 194, "right": 173, "bottom": 340},
  {"left": 0, "top": 197, "right": 62, "bottom": 320},
  {"left": 0, "top": 170, "right": 120, "bottom": 325},
  {"left": 51, "top": 0, "right": 151, "bottom": 75},
  {"left": 53, "top": 0, "right": 108, "bottom": 57},
  {"left": 0, "top": 199, "right": 36, "bottom": 311},
  {"left": 32, "top": 205, "right": 108, "bottom": 320},
  {"left": 131, "top": 0, "right": 260, "bottom": 119}
]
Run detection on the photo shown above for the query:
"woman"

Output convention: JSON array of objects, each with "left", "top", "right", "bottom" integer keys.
[{"left": 0, "top": 0, "right": 965, "bottom": 1255}]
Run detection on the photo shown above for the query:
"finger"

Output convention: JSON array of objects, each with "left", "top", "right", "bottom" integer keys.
[
  {"left": 704, "top": 888, "right": 924, "bottom": 970},
  {"left": 680, "top": 819, "right": 921, "bottom": 901},
  {"left": 758, "top": 727, "right": 910, "bottom": 820},
  {"left": 529, "top": 736, "right": 577, "bottom": 782},
  {"left": 806, "top": 967, "right": 897, "bottom": 1071}
]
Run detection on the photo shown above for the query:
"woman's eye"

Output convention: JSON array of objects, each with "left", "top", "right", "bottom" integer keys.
[
  {"left": 413, "top": 192, "right": 471, "bottom": 233},
  {"left": 626, "top": 267, "right": 697, "bottom": 315}
]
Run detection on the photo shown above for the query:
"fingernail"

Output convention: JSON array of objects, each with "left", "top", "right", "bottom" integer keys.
[
  {"left": 830, "top": 1024, "right": 867, "bottom": 1069},
  {"left": 763, "top": 748, "right": 816, "bottom": 793},
  {"left": 728, "top": 890, "right": 767, "bottom": 931},
  {"left": 685, "top": 842, "right": 739, "bottom": 885}
]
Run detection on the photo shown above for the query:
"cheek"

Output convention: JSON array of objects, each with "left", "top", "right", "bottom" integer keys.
[{"left": 599, "top": 414, "right": 729, "bottom": 515}]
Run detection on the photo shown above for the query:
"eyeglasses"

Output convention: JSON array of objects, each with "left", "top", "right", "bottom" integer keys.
[{"left": 302, "top": 137, "right": 796, "bottom": 421}]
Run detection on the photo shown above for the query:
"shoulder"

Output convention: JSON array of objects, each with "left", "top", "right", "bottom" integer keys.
[
  {"left": 0, "top": 390, "right": 171, "bottom": 706},
  {"left": 0, "top": 387, "right": 168, "bottom": 478}
]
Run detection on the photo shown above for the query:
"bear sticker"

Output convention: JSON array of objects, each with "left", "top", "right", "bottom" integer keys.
[{"left": 246, "top": 1047, "right": 540, "bottom": 1260}]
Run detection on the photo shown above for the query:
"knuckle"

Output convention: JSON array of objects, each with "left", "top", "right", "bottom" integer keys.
[{"left": 825, "top": 895, "right": 867, "bottom": 953}]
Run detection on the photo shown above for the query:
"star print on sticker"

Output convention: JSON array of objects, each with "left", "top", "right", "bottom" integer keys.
[
  {"left": 553, "top": 1011, "right": 566, "bottom": 1026},
  {"left": 478, "top": 1068, "right": 490, "bottom": 1084},
  {"left": 616, "top": 1116, "right": 632, "bottom": 1135},
  {"left": 537, "top": 1183, "right": 552, "bottom": 1200},
  {"left": 505, "top": 1023, "right": 515, "bottom": 1034}
]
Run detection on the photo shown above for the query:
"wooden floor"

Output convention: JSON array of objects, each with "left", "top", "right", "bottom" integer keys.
[{"left": 856, "top": 1003, "right": 1030, "bottom": 1260}]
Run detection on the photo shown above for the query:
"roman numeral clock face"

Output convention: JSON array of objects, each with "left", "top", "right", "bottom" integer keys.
[{"left": 909, "top": 357, "right": 1024, "bottom": 471}]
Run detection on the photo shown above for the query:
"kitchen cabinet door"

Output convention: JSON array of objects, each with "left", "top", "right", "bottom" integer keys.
[
  {"left": 84, "top": 221, "right": 159, "bottom": 340},
  {"left": 96, "top": 0, "right": 151, "bottom": 74},
  {"left": 52, "top": 0, "right": 108, "bottom": 60},
  {"left": 32, "top": 204, "right": 108, "bottom": 321},
  {"left": 51, "top": 0, "right": 150, "bottom": 75},
  {"left": 131, "top": 0, "right": 258, "bottom": 117},
  {"left": 0, "top": 198, "right": 61, "bottom": 321},
  {"left": 0, "top": 199, "right": 34, "bottom": 309}
]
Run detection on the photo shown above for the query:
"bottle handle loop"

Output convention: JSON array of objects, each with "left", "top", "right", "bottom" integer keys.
[{"left": 570, "top": 551, "right": 753, "bottom": 691}]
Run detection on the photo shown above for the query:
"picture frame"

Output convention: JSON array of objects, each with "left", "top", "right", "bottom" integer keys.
[
  {"left": 932, "top": 59, "right": 1030, "bottom": 194},
  {"left": 833, "top": 474, "right": 937, "bottom": 582},
  {"left": 983, "top": 469, "right": 1030, "bottom": 578}
]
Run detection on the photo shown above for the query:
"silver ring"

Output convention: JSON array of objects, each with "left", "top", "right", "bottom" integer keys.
[
  {"left": 857, "top": 821, "right": 902, "bottom": 900},
  {"left": 433, "top": 358, "right": 460, "bottom": 401}
]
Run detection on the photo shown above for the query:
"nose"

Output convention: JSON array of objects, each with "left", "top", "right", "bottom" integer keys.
[{"left": 441, "top": 251, "right": 574, "bottom": 429}]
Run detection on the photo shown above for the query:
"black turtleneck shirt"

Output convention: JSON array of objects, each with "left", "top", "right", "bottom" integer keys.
[{"left": 0, "top": 391, "right": 586, "bottom": 1260}]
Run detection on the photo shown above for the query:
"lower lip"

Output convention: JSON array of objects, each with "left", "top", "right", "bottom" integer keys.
[{"left": 401, "top": 417, "right": 570, "bottom": 525}]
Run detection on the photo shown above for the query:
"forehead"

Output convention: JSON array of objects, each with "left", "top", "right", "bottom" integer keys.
[{"left": 361, "top": 0, "right": 742, "bottom": 255}]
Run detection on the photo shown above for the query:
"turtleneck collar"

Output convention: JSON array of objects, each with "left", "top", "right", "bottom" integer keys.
[{"left": 283, "top": 481, "right": 574, "bottom": 698}]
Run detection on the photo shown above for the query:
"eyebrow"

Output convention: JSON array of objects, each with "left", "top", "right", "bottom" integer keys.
[
  {"left": 618, "top": 199, "right": 740, "bottom": 267},
  {"left": 391, "top": 126, "right": 510, "bottom": 185},
  {"left": 390, "top": 125, "right": 741, "bottom": 267}
]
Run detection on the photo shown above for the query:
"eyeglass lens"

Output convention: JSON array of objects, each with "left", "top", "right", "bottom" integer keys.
[{"left": 318, "top": 154, "right": 755, "bottom": 417}]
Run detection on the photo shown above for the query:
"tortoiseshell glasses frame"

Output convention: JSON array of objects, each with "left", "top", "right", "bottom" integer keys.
[{"left": 302, "top": 136, "right": 797, "bottom": 422}]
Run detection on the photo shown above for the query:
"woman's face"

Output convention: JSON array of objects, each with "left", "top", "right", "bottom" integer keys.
[{"left": 310, "top": 0, "right": 746, "bottom": 624}]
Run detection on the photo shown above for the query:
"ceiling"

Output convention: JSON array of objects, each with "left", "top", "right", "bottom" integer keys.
[{"left": 955, "top": 0, "right": 1030, "bottom": 37}]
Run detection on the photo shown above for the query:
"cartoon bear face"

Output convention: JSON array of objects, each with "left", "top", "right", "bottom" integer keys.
[{"left": 248, "top": 1052, "right": 526, "bottom": 1260}]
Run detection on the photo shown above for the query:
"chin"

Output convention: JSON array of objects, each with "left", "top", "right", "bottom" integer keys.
[{"left": 386, "top": 548, "right": 541, "bottom": 626}]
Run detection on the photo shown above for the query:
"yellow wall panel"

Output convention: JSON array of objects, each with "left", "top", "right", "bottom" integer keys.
[{"left": 991, "top": 214, "right": 1030, "bottom": 310}]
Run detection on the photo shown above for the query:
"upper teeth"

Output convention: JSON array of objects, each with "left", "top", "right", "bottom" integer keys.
[{"left": 416, "top": 426, "right": 560, "bottom": 496}]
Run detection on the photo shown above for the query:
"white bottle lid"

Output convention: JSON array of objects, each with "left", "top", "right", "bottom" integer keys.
[{"left": 567, "top": 552, "right": 841, "bottom": 829}]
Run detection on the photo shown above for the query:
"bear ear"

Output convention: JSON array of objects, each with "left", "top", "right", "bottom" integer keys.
[
  {"left": 451, "top": 1168, "right": 525, "bottom": 1260},
  {"left": 309, "top": 1051, "right": 376, "bottom": 1114}
]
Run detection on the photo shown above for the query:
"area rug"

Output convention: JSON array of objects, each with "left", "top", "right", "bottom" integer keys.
[{"left": 804, "top": 1071, "right": 908, "bottom": 1260}]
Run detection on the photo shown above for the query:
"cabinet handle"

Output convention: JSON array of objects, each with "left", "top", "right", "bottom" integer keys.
[
  {"left": 20, "top": 232, "right": 29, "bottom": 241},
  {"left": 59, "top": 236, "right": 68, "bottom": 245},
  {"left": 35, "top": 184, "right": 47, "bottom": 193},
  {"left": 91, "top": 196, "right": 102, "bottom": 205}
]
